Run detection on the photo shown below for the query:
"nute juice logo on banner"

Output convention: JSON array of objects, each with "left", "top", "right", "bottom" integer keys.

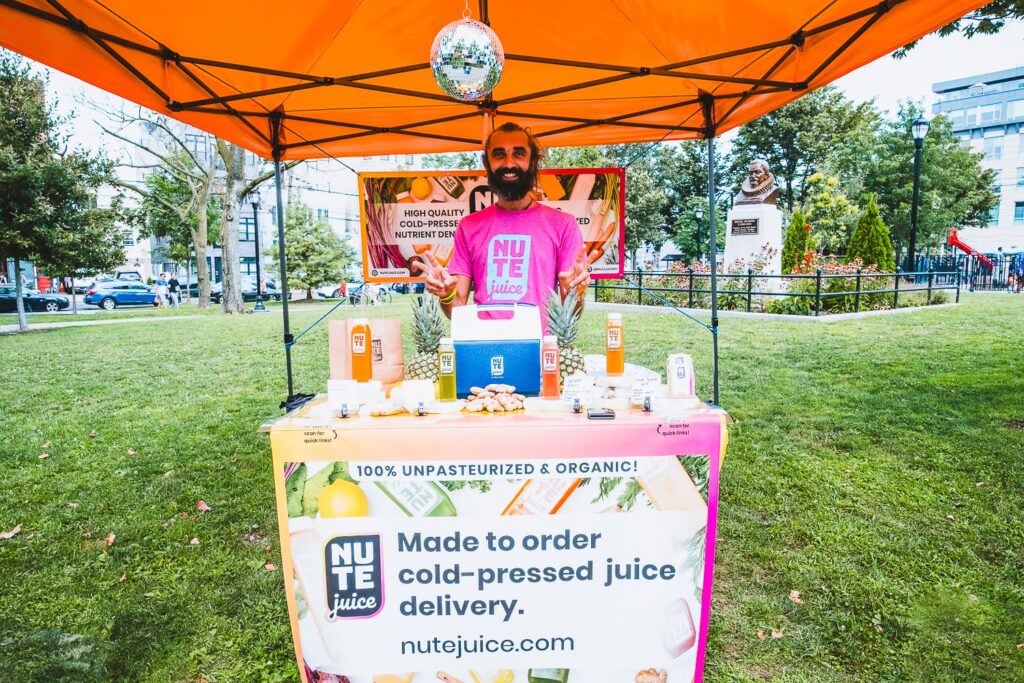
[
  {"left": 487, "top": 234, "right": 532, "bottom": 301},
  {"left": 324, "top": 534, "right": 383, "bottom": 620}
]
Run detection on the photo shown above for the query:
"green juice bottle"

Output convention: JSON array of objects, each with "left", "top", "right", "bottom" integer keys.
[
  {"left": 375, "top": 480, "right": 457, "bottom": 516},
  {"left": 438, "top": 336, "right": 457, "bottom": 401},
  {"left": 528, "top": 670, "right": 569, "bottom": 683}
]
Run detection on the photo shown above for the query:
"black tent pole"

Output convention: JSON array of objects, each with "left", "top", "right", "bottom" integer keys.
[
  {"left": 701, "top": 93, "right": 720, "bottom": 406},
  {"left": 271, "top": 112, "right": 295, "bottom": 400}
]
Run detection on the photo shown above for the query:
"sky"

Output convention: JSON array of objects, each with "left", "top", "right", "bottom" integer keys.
[{"left": 28, "top": 19, "right": 1024, "bottom": 157}]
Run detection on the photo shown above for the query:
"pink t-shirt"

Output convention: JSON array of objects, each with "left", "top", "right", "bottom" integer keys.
[{"left": 448, "top": 203, "right": 583, "bottom": 322}]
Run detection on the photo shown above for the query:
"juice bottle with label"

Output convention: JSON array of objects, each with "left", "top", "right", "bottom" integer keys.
[
  {"left": 351, "top": 318, "right": 372, "bottom": 382},
  {"left": 528, "top": 669, "right": 569, "bottom": 683},
  {"left": 502, "top": 479, "right": 581, "bottom": 515},
  {"left": 375, "top": 480, "right": 457, "bottom": 516},
  {"left": 541, "top": 334, "right": 560, "bottom": 399},
  {"left": 606, "top": 312, "right": 624, "bottom": 376},
  {"left": 438, "top": 336, "right": 457, "bottom": 401}
]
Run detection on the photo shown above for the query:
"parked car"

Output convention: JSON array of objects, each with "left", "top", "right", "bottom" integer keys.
[
  {"left": 114, "top": 270, "right": 143, "bottom": 282},
  {"left": 83, "top": 282, "right": 156, "bottom": 310},
  {"left": 390, "top": 282, "right": 425, "bottom": 295},
  {"left": 0, "top": 284, "right": 71, "bottom": 313},
  {"left": 209, "top": 277, "right": 286, "bottom": 303},
  {"left": 317, "top": 280, "right": 363, "bottom": 299}
]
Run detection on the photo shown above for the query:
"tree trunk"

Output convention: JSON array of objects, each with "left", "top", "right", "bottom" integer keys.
[
  {"left": 219, "top": 143, "right": 245, "bottom": 314},
  {"left": 192, "top": 168, "right": 214, "bottom": 309},
  {"left": 14, "top": 260, "right": 27, "bottom": 332}
]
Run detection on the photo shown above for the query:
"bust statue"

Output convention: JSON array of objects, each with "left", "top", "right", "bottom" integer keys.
[{"left": 736, "top": 159, "right": 779, "bottom": 205}]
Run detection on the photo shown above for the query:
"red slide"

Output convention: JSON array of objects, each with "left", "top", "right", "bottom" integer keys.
[{"left": 948, "top": 227, "right": 994, "bottom": 268}]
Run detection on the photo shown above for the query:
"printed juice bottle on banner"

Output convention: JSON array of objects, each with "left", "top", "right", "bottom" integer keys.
[
  {"left": 540, "top": 334, "right": 561, "bottom": 399},
  {"left": 437, "top": 336, "right": 457, "bottom": 401},
  {"left": 606, "top": 312, "right": 624, "bottom": 375},
  {"left": 636, "top": 457, "right": 706, "bottom": 512},
  {"left": 501, "top": 478, "right": 581, "bottom": 515},
  {"left": 662, "top": 598, "right": 698, "bottom": 657},
  {"left": 351, "top": 318, "right": 372, "bottom": 382},
  {"left": 375, "top": 480, "right": 457, "bottom": 516},
  {"left": 528, "top": 669, "right": 570, "bottom": 683}
]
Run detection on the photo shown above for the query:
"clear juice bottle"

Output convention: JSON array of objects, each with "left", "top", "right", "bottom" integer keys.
[
  {"left": 437, "top": 336, "right": 457, "bottom": 401},
  {"left": 351, "top": 318, "right": 372, "bottom": 382},
  {"left": 528, "top": 669, "right": 569, "bottom": 683},
  {"left": 541, "top": 334, "right": 560, "bottom": 399},
  {"left": 502, "top": 479, "right": 581, "bottom": 515},
  {"left": 606, "top": 312, "right": 624, "bottom": 375},
  {"left": 375, "top": 480, "right": 457, "bottom": 516}
]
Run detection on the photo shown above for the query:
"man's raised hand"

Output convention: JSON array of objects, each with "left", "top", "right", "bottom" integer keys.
[
  {"left": 558, "top": 245, "right": 591, "bottom": 299},
  {"left": 410, "top": 248, "right": 456, "bottom": 299}
]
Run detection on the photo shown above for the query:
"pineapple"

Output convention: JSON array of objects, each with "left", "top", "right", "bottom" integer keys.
[
  {"left": 545, "top": 289, "right": 586, "bottom": 386},
  {"left": 405, "top": 295, "right": 445, "bottom": 381}
]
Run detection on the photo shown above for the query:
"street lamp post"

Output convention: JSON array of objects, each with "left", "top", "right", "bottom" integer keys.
[
  {"left": 908, "top": 115, "right": 930, "bottom": 273},
  {"left": 695, "top": 206, "right": 704, "bottom": 262},
  {"left": 251, "top": 196, "right": 268, "bottom": 313}
]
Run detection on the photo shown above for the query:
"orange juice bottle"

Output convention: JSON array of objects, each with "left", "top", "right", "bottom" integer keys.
[
  {"left": 502, "top": 479, "right": 581, "bottom": 515},
  {"left": 606, "top": 312, "right": 624, "bottom": 375},
  {"left": 351, "top": 318, "right": 372, "bottom": 382},
  {"left": 540, "top": 334, "right": 560, "bottom": 399}
]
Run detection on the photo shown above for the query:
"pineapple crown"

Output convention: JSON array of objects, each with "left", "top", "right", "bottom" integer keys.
[
  {"left": 544, "top": 288, "right": 580, "bottom": 346},
  {"left": 411, "top": 295, "right": 446, "bottom": 353}
]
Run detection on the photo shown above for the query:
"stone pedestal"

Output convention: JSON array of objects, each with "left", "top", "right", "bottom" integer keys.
[{"left": 722, "top": 204, "right": 782, "bottom": 279}]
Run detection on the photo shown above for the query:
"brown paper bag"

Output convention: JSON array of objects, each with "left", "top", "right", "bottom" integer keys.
[{"left": 328, "top": 318, "right": 404, "bottom": 387}]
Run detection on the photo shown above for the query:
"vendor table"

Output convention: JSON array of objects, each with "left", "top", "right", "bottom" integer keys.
[{"left": 264, "top": 396, "right": 729, "bottom": 683}]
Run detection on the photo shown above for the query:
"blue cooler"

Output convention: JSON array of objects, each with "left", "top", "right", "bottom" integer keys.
[{"left": 451, "top": 304, "right": 541, "bottom": 397}]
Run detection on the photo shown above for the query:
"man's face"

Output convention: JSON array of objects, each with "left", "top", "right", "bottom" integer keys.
[
  {"left": 485, "top": 130, "right": 536, "bottom": 201},
  {"left": 749, "top": 162, "right": 766, "bottom": 185}
]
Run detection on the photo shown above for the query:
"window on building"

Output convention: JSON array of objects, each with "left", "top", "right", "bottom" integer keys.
[
  {"left": 121, "top": 229, "right": 135, "bottom": 247},
  {"left": 989, "top": 206, "right": 1000, "bottom": 225},
  {"left": 964, "top": 107, "right": 978, "bottom": 125},
  {"left": 184, "top": 133, "right": 209, "bottom": 162},
  {"left": 1015, "top": 202, "right": 1024, "bottom": 223},
  {"left": 983, "top": 137, "right": 1003, "bottom": 160},
  {"left": 1018, "top": 167, "right": 1024, "bottom": 186},
  {"left": 317, "top": 208, "right": 330, "bottom": 220},
  {"left": 947, "top": 109, "right": 966, "bottom": 126},
  {"left": 240, "top": 216, "right": 255, "bottom": 241},
  {"left": 240, "top": 257, "right": 256, "bottom": 276},
  {"left": 1008, "top": 101, "right": 1021, "bottom": 120},
  {"left": 980, "top": 103, "right": 1001, "bottom": 123}
]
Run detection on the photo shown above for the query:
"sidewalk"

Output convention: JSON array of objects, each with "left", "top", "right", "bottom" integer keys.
[{"left": 0, "top": 315, "right": 204, "bottom": 335}]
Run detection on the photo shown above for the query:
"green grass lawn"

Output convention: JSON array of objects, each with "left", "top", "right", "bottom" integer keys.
[{"left": 1, "top": 294, "right": 1022, "bottom": 681}]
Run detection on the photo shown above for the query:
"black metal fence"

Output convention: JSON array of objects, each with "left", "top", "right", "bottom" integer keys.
[
  {"left": 907, "top": 253, "right": 1022, "bottom": 292},
  {"left": 592, "top": 267, "right": 960, "bottom": 316}
]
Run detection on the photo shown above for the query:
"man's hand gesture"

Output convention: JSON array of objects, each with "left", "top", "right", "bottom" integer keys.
[
  {"left": 410, "top": 249, "right": 456, "bottom": 300},
  {"left": 558, "top": 245, "right": 591, "bottom": 300}
]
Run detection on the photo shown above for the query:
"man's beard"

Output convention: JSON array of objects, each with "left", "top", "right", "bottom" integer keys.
[{"left": 487, "top": 164, "right": 536, "bottom": 202}]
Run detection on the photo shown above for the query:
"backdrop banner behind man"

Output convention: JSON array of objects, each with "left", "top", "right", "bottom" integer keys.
[{"left": 359, "top": 169, "right": 625, "bottom": 282}]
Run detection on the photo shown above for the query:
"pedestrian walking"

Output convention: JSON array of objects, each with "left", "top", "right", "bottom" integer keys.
[
  {"left": 154, "top": 273, "right": 168, "bottom": 308},
  {"left": 167, "top": 273, "right": 181, "bottom": 309}
]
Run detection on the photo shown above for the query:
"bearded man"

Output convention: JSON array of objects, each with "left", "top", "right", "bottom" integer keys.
[{"left": 412, "top": 122, "right": 590, "bottom": 326}]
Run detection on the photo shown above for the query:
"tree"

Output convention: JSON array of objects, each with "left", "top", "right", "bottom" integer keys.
[
  {"left": 620, "top": 164, "right": 667, "bottom": 267},
  {"left": 669, "top": 195, "right": 727, "bottom": 264},
  {"left": 0, "top": 52, "right": 125, "bottom": 331},
  {"left": 730, "top": 86, "right": 879, "bottom": 211},
  {"left": 859, "top": 103, "right": 998, "bottom": 255},
  {"left": 270, "top": 191, "right": 356, "bottom": 299},
  {"left": 846, "top": 196, "right": 895, "bottom": 271},
  {"left": 896, "top": 1, "right": 1024, "bottom": 55},
  {"left": 421, "top": 151, "right": 480, "bottom": 170},
  {"left": 781, "top": 210, "right": 810, "bottom": 273},
  {"left": 802, "top": 173, "right": 860, "bottom": 254}
]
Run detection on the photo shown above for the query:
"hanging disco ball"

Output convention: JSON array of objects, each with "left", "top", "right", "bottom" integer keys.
[{"left": 430, "top": 17, "right": 504, "bottom": 102}]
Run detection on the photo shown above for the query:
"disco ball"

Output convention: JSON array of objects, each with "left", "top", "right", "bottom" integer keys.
[{"left": 430, "top": 17, "right": 504, "bottom": 102}]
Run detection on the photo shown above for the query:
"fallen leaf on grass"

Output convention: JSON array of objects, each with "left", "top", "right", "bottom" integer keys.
[
  {"left": 68, "top": 502, "right": 79, "bottom": 508},
  {"left": 66, "top": 389, "right": 74, "bottom": 395},
  {"left": 38, "top": 453, "right": 49, "bottom": 460},
  {"left": 189, "top": 537, "right": 200, "bottom": 545},
  {"left": 947, "top": 514, "right": 956, "bottom": 521},
  {"left": 41, "top": 441, "right": 51, "bottom": 449},
  {"left": 242, "top": 532, "right": 266, "bottom": 545},
  {"left": 875, "top": 625, "right": 883, "bottom": 633},
  {"left": 844, "top": 469, "right": 853, "bottom": 476},
  {"left": 163, "top": 470, "right": 174, "bottom": 478},
  {"left": 89, "top": 430, "right": 97, "bottom": 438},
  {"left": 976, "top": 482, "right": 985, "bottom": 488},
  {"left": 789, "top": 590, "right": 803, "bottom": 604},
  {"left": 1017, "top": 643, "right": 1023, "bottom": 649},
  {"left": 263, "top": 545, "right": 272, "bottom": 552},
  {"left": 105, "top": 533, "right": 116, "bottom": 547},
  {"left": 771, "top": 631, "right": 784, "bottom": 639},
  {"left": 26, "top": 533, "right": 34, "bottom": 540},
  {"left": 756, "top": 630, "right": 765, "bottom": 640},
  {"left": 1, "top": 524, "right": 22, "bottom": 540},
  {"left": 126, "top": 449, "right": 136, "bottom": 456},
  {"left": 196, "top": 500, "right": 211, "bottom": 513},
  {"left": 82, "top": 531, "right": 92, "bottom": 539},
  {"left": 263, "top": 563, "right": 278, "bottom": 571},
  {"left": 968, "top": 594, "right": 978, "bottom": 602},
  {"left": 119, "top": 574, "right": 127, "bottom": 583}
]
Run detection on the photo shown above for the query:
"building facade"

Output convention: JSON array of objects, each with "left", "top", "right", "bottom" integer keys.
[{"left": 932, "top": 66, "right": 1024, "bottom": 253}]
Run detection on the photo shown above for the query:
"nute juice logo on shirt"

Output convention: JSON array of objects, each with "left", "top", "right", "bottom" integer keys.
[{"left": 487, "top": 234, "right": 532, "bottom": 301}]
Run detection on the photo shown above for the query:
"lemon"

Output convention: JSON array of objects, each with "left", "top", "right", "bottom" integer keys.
[
  {"left": 318, "top": 480, "right": 369, "bottom": 517},
  {"left": 410, "top": 177, "right": 432, "bottom": 200}
]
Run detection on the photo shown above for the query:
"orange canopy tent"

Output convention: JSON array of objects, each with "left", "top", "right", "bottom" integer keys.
[
  {"left": 0, "top": 0, "right": 987, "bottom": 405},
  {"left": 0, "top": 0, "right": 987, "bottom": 159}
]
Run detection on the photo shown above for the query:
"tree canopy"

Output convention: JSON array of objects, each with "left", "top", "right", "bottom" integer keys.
[{"left": 270, "top": 191, "right": 355, "bottom": 298}]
